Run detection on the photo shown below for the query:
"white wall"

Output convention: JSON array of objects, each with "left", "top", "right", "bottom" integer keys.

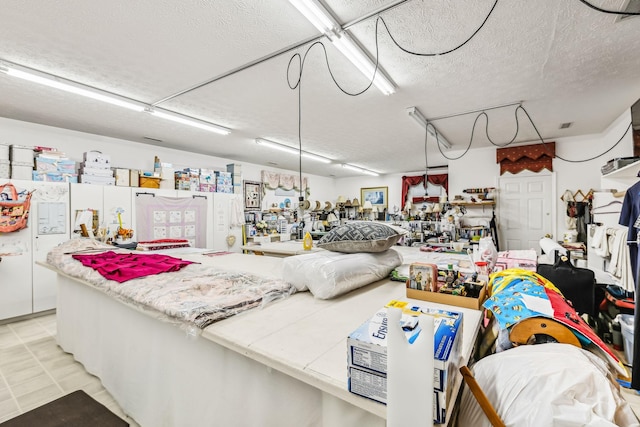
[
  {"left": 2, "top": 109, "right": 634, "bottom": 245},
  {"left": 0, "top": 117, "right": 337, "bottom": 204},
  {"left": 553, "top": 109, "right": 632, "bottom": 240}
]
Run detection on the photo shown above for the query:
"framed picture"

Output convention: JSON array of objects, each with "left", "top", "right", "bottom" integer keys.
[
  {"left": 243, "top": 180, "right": 262, "bottom": 211},
  {"left": 360, "top": 186, "right": 388, "bottom": 210}
]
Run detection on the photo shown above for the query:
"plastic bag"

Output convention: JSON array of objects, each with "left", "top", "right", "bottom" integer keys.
[{"left": 477, "top": 236, "right": 498, "bottom": 271}]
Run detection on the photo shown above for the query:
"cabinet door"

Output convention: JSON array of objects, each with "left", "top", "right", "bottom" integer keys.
[
  {"left": 70, "top": 183, "right": 104, "bottom": 235},
  {"left": 0, "top": 181, "right": 33, "bottom": 319},
  {"left": 103, "top": 186, "right": 132, "bottom": 235},
  {"left": 31, "top": 182, "right": 71, "bottom": 312}
]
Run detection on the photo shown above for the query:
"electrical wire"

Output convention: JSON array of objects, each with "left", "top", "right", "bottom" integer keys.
[
  {"left": 578, "top": 0, "right": 640, "bottom": 15},
  {"left": 286, "top": 0, "right": 634, "bottom": 175},
  {"left": 431, "top": 104, "right": 633, "bottom": 163}
]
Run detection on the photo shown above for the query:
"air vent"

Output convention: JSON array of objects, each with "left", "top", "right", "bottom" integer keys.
[
  {"left": 559, "top": 122, "right": 573, "bottom": 129},
  {"left": 267, "top": 162, "right": 278, "bottom": 166},
  {"left": 143, "top": 136, "right": 163, "bottom": 142},
  {"left": 616, "top": 0, "right": 640, "bottom": 22}
]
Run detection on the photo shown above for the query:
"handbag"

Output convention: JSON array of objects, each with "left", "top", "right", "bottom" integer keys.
[
  {"left": 536, "top": 255, "right": 596, "bottom": 318},
  {"left": 0, "top": 183, "right": 34, "bottom": 233}
]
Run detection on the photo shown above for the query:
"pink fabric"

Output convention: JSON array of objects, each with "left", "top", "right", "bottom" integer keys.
[{"left": 72, "top": 251, "right": 196, "bottom": 283}]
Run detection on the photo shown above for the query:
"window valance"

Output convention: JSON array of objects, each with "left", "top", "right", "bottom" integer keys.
[
  {"left": 496, "top": 142, "right": 555, "bottom": 175},
  {"left": 261, "top": 170, "right": 308, "bottom": 192},
  {"left": 401, "top": 174, "right": 448, "bottom": 206}
]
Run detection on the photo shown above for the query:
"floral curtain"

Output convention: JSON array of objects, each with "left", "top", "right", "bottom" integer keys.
[
  {"left": 496, "top": 142, "right": 555, "bottom": 175},
  {"left": 401, "top": 173, "right": 448, "bottom": 206}
]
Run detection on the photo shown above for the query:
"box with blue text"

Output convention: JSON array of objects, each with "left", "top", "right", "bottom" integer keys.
[{"left": 347, "top": 300, "right": 462, "bottom": 423}]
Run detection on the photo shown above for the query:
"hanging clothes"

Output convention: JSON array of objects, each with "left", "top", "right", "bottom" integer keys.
[{"left": 618, "top": 179, "right": 640, "bottom": 389}]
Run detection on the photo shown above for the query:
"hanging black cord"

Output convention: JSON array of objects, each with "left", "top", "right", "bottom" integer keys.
[
  {"left": 578, "top": 0, "right": 640, "bottom": 15},
  {"left": 431, "top": 104, "right": 633, "bottom": 163},
  {"left": 378, "top": 0, "right": 499, "bottom": 57},
  {"left": 518, "top": 105, "right": 633, "bottom": 163}
]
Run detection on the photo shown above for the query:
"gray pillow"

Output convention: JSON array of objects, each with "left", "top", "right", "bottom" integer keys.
[{"left": 317, "top": 222, "right": 404, "bottom": 253}]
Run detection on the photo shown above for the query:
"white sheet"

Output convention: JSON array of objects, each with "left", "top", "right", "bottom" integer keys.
[{"left": 458, "top": 344, "right": 639, "bottom": 427}]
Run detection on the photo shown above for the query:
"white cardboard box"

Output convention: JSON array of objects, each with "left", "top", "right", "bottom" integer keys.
[{"left": 347, "top": 300, "right": 462, "bottom": 424}]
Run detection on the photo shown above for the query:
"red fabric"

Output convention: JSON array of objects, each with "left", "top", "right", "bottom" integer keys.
[
  {"left": 496, "top": 142, "right": 555, "bottom": 175},
  {"left": 543, "top": 288, "right": 619, "bottom": 363},
  {"left": 72, "top": 251, "right": 196, "bottom": 283},
  {"left": 401, "top": 174, "right": 449, "bottom": 207}
]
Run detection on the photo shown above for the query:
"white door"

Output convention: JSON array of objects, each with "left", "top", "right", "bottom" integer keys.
[{"left": 498, "top": 172, "right": 554, "bottom": 253}]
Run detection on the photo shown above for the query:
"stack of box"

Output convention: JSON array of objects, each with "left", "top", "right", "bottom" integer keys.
[
  {"left": 33, "top": 147, "right": 78, "bottom": 182},
  {"left": 226, "top": 163, "right": 242, "bottom": 194},
  {"left": 347, "top": 300, "right": 462, "bottom": 424},
  {"left": 9, "top": 145, "right": 35, "bottom": 180},
  {"left": 174, "top": 170, "right": 191, "bottom": 191},
  {"left": 199, "top": 168, "right": 216, "bottom": 192},
  {"left": 79, "top": 151, "right": 115, "bottom": 185},
  {"left": 216, "top": 171, "right": 233, "bottom": 193}
]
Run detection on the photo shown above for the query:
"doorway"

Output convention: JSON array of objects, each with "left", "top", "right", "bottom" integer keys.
[{"left": 498, "top": 171, "right": 555, "bottom": 254}]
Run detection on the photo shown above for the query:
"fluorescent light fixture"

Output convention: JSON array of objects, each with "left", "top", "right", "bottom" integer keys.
[
  {"left": 150, "top": 109, "right": 230, "bottom": 135},
  {"left": 290, "top": 0, "right": 339, "bottom": 34},
  {"left": 255, "top": 138, "right": 332, "bottom": 164},
  {"left": 331, "top": 32, "right": 396, "bottom": 95},
  {"left": 342, "top": 163, "right": 379, "bottom": 176},
  {"left": 0, "top": 63, "right": 145, "bottom": 112},
  {"left": 289, "top": 0, "right": 396, "bottom": 95},
  {"left": 406, "top": 106, "right": 453, "bottom": 149}
]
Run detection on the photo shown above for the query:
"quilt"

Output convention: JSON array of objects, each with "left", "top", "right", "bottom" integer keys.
[{"left": 48, "top": 239, "right": 295, "bottom": 330}]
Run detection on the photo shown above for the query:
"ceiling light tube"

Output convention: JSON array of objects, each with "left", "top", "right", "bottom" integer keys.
[
  {"left": 342, "top": 163, "right": 379, "bottom": 176},
  {"left": 289, "top": 0, "right": 339, "bottom": 34},
  {"left": 150, "top": 109, "right": 230, "bottom": 135},
  {"left": 406, "top": 106, "right": 453, "bottom": 149},
  {"left": 0, "top": 64, "right": 145, "bottom": 112},
  {"left": 289, "top": 0, "right": 396, "bottom": 96},
  {"left": 331, "top": 32, "right": 396, "bottom": 95},
  {"left": 256, "top": 138, "right": 332, "bottom": 163}
]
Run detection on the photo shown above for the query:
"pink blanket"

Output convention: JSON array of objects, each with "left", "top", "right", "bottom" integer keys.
[{"left": 72, "top": 251, "right": 196, "bottom": 283}]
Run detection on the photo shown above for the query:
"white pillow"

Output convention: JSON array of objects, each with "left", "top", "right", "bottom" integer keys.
[{"left": 282, "top": 249, "right": 402, "bottom": 299}]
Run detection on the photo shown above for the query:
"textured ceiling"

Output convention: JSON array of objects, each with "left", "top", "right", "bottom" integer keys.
[{"left": 0, "top": 0, "right": 639, "bottom": 178}]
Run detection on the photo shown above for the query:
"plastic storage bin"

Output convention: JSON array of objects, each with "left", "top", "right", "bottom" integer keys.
[{"left": 620, "top": 314, "right": 635, "bottom": 363}]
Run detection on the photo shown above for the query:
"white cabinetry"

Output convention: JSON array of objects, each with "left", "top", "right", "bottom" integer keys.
[
  {"left": 0, "top": 180, "right": 70, "bottom": 320},
  {"left": 70, "top": 183, "right": 132, "bottom": 237}
]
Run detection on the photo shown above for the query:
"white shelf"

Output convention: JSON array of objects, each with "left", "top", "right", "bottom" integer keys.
[{"left": 601, "top": 159, "right": 640, "bottom": 180}]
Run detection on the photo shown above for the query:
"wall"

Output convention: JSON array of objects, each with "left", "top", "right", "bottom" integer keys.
[
  {"left": 2, "top": 110, "right": 634, "bottom": 247},
  {"left": 0, "top": 117, "right": 337, "bottom": 204}
]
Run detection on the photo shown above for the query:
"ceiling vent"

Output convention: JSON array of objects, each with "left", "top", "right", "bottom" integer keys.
[
  {"left": 143, "top": 136, "right": 163, "bottom": 142},
  {"left": 559, "top": 122, "right": 573, "bottom": 129},
  {"left": 616, "top": 0, "right": 640, "bottom": 22}
]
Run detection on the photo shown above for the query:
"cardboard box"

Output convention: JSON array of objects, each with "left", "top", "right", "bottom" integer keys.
[
  {"left": 114, "top": 168, "right": 130, "bottom": 186},
  {"left": 130, "top": 170, "right": 139, "bottom": 187},
  {"left": 139, "top": 176, "right": 161, "bottom": 189},
  {"left": 347, "top": 301, "right": 462, "bottom": 424},
  {"left": 406, "top": 284, "right": 487, "bottom": 310}
]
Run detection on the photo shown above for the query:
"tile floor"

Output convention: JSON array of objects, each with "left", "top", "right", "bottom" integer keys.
[
  {"left": 1, "top": 313, "right": 640, "bottom": 426},
  {"left": 0, "top": 313, "right": 139, "bottom": 426}
]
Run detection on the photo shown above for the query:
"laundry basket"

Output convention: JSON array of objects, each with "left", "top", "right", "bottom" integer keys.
[{"left": 620, "top": 314, "right": 635, "bottom": 363}]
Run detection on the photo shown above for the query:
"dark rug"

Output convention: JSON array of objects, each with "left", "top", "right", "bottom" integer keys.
[{"left": 0, "top": 390, "right": 129, "bottom": 427}]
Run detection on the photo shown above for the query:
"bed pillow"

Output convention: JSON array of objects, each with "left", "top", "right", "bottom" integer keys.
[
  {"left": 282, "top": 249, "right": 403, "bottom": 299},
  {"left": 317, "top": 222, "right": 405, "bottom": 253}
]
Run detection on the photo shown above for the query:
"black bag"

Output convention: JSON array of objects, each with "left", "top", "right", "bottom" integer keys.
[{"left": 537, "top": 256, "right": 596, "bottom": 318}]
